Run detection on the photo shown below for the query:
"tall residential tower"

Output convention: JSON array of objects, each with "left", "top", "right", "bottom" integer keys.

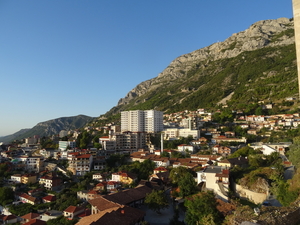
[{"left": 121, "top": 110, "right": 163, "bottom": 133}]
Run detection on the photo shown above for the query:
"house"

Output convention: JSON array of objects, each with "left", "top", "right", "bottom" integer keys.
[
  {"left": 218, "top": 157, "right": 248, "bottom": 168},
  {"left": 153, "top": 167, "right": 168, "bottom": 174},
  {"left": 10, "top": 173, "right": 37, "bottom": 184},
  {"left": 87, "top": 190, "right": 101, "bottom": 200},
  {"left": 93, "top": 156, "right": 106, "bottom": 170},
  {"left": 17, "top": 193, "right": 39, "bottom": 205},
  {"left": 211, "top": 136, "right": 247, "bottom": 144},
  {"left": 94, "top": 182, "right": 107, "bottom": 192},
  {"left": 191, "top": 137, "right": 207, "bottom": 145},
  {"left": 212, "top": 145, "right": 231, "bottom": 155},
  {"left": 92, "top": 173, "right": 106, "bottom": 182},
  {"left": 197, "top": 166, "right": 229, "bottom": 202},
  {"left": 67, "top": 153, "right": 93, "bottom": 175},
  {"left": 103, "top": 185, "right": 152, "bottom": 208},
  {"left": 39, "top": 174, "right": 62, "bottom": 191},
  {"left": 247, "top": 129, "right": 257, "bottom": 135},
  {"left": 75, "top": 205, "right": 145, "bottom": 225},
  {"left": 89, "top": 196, "right": 122, "bottom": 214},
  {"left": 19, "top": 156, "right": 44, "bottom": 172},
  {"left": 23, "top": 219, "right": 46, "bottom": 225},
  {"left": 89, "top": 185, "right": 152, "bottom": 212},
  {"left": 152, "top": 157, "right": 170, "bottom": 167},
  {"left": 0, "top": 214, "right": 18, "bottom": 224},
  {"left": 20, "top": 212, "right": 40, "bottom": 223},
  {"left": 42, "top": 195, "right": 57, "bottom": 203},
  {"left": 10, "top": 174, "right": 22, "bottom": 183},
  {"left": 120, "top": 172, "right": 137, "bottom": 185},
  {"left": 28, "top": 188, "right": 44, "bottom": 197},
  {"left": 177, "top": 144, "right": 195, "bottom": 154},
  {"left": 63, "top": 206, "right": 85, "bottom": 220},
  {"left": 149, "top": 171, "right": 170, "bottom": 186},
  {"left": 77, "top": 190, "right": 89, "bottom": 202},
  {"left": 40, "top": 210, "right": 63, "bottom": 222},
  {"left": 111, "top": 171, "right": 137, "bottom": 185},
  {"left": 107, "top": 181, "right": 120, "bottom": 192},
  {"left": 21, "top": 174, "right": 37, "bottom": 184}
]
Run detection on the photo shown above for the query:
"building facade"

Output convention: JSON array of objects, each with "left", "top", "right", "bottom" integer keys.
[{"left": 121, "top": 110, "right": 163, "bottom": 133}]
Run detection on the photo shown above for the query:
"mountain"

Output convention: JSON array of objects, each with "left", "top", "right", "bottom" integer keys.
[
  {"left": 0, "top": 115, "right": 95, "bottom": 143},
  {"left": 107, "top": 18, "right": 297, "bottom": 115},
  {"left": 0, "top": 129, "right": 31, "bottom": 144}
]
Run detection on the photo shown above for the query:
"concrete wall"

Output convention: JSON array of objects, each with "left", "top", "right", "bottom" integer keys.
[{"left": 235, "top": 183, "right": 267, "bottom": 204}]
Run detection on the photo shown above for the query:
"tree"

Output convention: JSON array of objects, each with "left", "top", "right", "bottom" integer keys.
[
  {"left": 178, "top": 172, "right": 197, "bottom": 197},
  {"left": 161, "top": 151, "right": 170, "bottom": 157},
  {"left": 184, "top": 192, "right": 222, "bottom": 225},
  {"left": 0, "top": 187, "right": 14, "bottom": 206},
  {"left": 144, "top": 190, "right": 169, "bottom": 214},
  {"left": 169, "top": 167, "right": 197, "bottom": 198},
  {"left": 8, "top": 203, "right": 35, "bottom": 216},
  {"left": 169, "top": 206, "right": 185, "bottom": 225},
  {"left": 288, "top": 136, "right": 300, "bottom": 167},
  {"left": 228, "top": 146, "right": 257, "bottom": 159}
]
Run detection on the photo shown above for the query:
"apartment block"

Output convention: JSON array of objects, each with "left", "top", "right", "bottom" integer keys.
[
  {"left": 67, "top": 153, "right": 93, "bottom": 175},
  {"left": 121, "top": 110, "right": 163, "bottom": 133}
]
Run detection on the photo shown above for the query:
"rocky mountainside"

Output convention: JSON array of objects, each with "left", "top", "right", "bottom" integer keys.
[
  {"left": 0, "top": 115, "right": 94, "bottom": 143},
  {"left": 108, "top": 17, "right": 296, "bottom": 115}
]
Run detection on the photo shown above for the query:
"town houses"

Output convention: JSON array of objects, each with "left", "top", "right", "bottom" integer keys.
[{"left": 0, "top": 109, "right": 297, "bottom": 224}]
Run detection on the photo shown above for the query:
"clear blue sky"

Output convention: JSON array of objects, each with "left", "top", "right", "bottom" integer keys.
[{"left": 0, "top": 0, "right": 293, "bottom": 136}]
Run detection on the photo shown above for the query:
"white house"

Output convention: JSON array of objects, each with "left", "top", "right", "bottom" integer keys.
[
  {"left": 197, "top": 166, "right": 229, "bottom": 202},
  {"left": 177, "top": 144, "right": 195, "bottom": 154}
]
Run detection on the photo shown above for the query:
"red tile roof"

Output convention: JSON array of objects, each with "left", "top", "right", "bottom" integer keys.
[
  {"left": 21, "top": 212, "right": 40, "bottom": 220},
  {"left": 42, "top": 195, "right": 56, "bottom": 202},
  {"left": 77, "top": 154, "right": 92, "bottom": 159},
  {"left": 64, "top": 206, "right": 84, "bottom": 213}
]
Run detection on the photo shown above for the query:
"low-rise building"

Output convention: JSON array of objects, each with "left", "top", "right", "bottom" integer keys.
[
  {"left": 63, "top": 206, "right": 85, "bottom": 220},
  {"left": 197, "top": 166, "right": 229, "bottom": 202}
]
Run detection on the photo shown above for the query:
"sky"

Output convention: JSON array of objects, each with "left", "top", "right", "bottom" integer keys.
[{"left": 0, "top": 0, "right": 293, "bottom": 136}]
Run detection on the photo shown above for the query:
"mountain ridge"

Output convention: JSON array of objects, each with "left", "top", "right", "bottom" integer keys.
[
  {"left": 107, "top": 17, "right": 296, "bottom": 115},
  {"left": 0, "top": 115, "right": 94, "bottom": 143}
]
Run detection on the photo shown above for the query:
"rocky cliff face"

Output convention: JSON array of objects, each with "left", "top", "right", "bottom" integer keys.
[{"left": 117, "top": 18, "right": 294, "bottom": 107}]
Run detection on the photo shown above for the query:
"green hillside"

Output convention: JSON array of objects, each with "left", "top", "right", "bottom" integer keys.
[{"left": 108, "top": 41, "right": 297, "bottom": 115}]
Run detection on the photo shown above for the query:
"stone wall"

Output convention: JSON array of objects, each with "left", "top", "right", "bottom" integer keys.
[{"left": 234, "top": 183, "right": 267, "bottom": 204}]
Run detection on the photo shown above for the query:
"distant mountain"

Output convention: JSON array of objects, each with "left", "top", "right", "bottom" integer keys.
[
  {"left": 107, "top": 18, "right": 297, "bottom": 115},
  {"left": 0, "top": 129, "right": 31, "bottom": 144},
  {"left": 0, "top": 115, "right": 95, "bottom": 143}
]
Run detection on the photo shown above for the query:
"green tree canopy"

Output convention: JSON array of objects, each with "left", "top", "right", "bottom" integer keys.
[
  {"left": 178, "top": 172, "right": 197, "bottom": 197},
  {"left": 0, "top": 187, "right": 14, "bottom": 206},
  {"left": 288, "top": 136, "right": 300, "bottom": 167},
  {"left": 184, "top": 192, "right": 222, "bottom": 225},
  {"left": 228, "top": 146, "right": 257, "bottom": 159},
  {"left": 144, "top": 190, "right": 169, "bottom": 214}
]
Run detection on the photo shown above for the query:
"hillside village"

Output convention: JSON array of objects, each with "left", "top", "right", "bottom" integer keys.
[{"left": 0, "top": 107, "right": 300, "bottom": 225}]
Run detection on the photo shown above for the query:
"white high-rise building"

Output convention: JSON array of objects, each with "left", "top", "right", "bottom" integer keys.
[{"left": 121, "top": 110, "right": 163, "bottom": 133}]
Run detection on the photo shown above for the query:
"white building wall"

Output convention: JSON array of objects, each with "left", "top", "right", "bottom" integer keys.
[{"left": 121, "top": 110, "right": 163, "bottom": 133}]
